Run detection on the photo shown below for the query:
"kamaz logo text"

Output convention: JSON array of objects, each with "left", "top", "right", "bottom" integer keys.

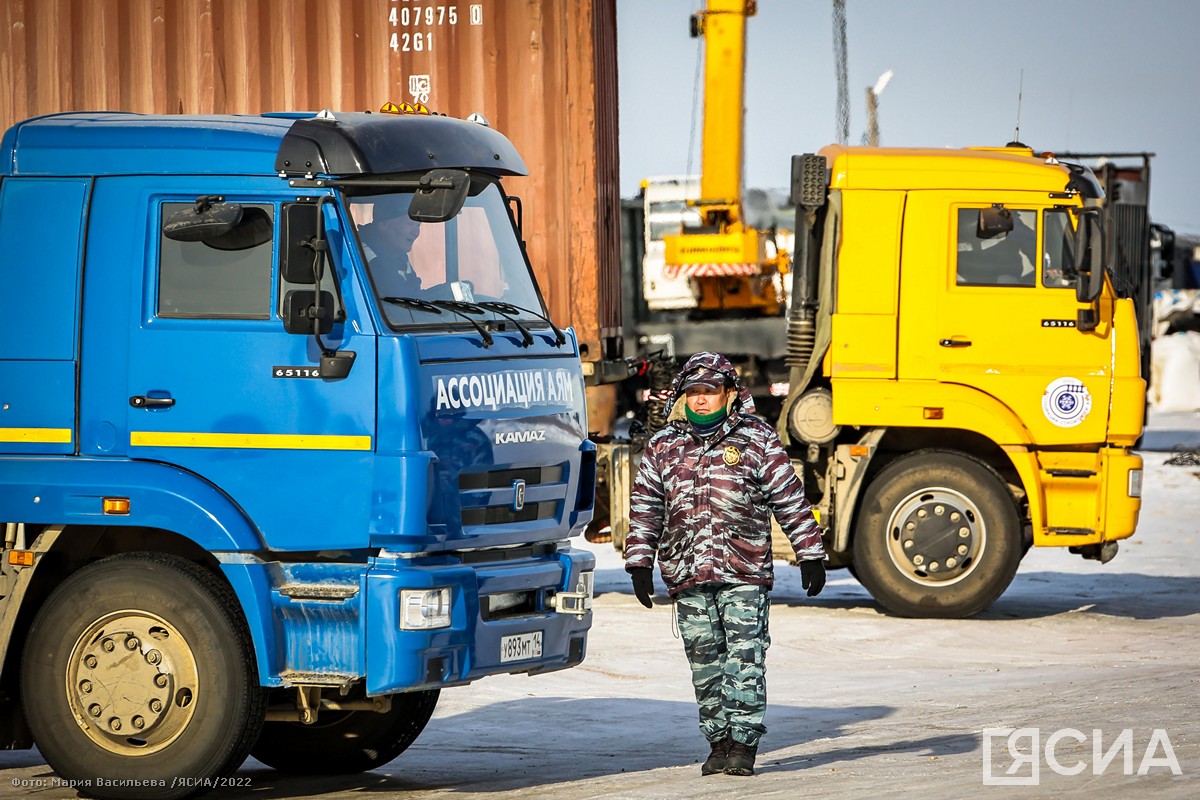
[{"left": 494, "top": 430, "right": 547, "bottom": 445}]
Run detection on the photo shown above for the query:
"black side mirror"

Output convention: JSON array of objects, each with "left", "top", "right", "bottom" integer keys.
[
  {"left": 279, "top": 203, "right": 319, "bottom": 284},
  {"left": 281, "top": 203, "right": 321, "bottom": 283},
  {"left": 282, "top": 289, "right": 337, "bottom": 335},
  {"left": 408, "top": 169, "right": 471, "bottom": 222},
  {"left": 977, "top": 205, "right": 1014, "bottom": 239},
  {"left": 1073, "top": 210, "right": 1105, "bottom": 305},
  {"left": 163, "top": 196, "right": 243, "bottom": 242}
]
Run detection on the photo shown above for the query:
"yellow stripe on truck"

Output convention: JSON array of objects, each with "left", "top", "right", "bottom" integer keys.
[
  {"left": 130, "top": 431, "right": 372, "bottom": 451},
  {"left": 0, "top": 427, "right": 73, "bottom": 443}
]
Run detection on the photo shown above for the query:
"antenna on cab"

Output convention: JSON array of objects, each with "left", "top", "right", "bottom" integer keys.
[{"left": 1009, "top": 69, "right": 1026, "bottom": 147}]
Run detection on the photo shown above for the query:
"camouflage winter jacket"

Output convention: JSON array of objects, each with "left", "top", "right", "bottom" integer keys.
[{"left": 624, "top": 352, "right": 825, "bottom": 596}]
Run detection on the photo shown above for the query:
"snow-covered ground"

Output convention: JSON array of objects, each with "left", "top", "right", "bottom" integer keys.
[{"left": 1, "top": 414, "right": 1197, "bottom": 799}]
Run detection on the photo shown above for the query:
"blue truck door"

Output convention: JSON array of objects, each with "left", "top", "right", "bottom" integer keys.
[
  {"left": 79, "top": 181, "right": 377, "bottom": 551},
  {"left": 0, "top": 178, "right": 89, "bottom": 455}
]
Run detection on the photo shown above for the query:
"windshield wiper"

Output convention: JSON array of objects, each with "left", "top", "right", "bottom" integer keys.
[
  {"left": 476, "top": 301, "right": 566, "bottom": 347},
  {"left": 381, "top": 296, "right": 494, "bottom": 348},
  {"left": 464, "top": 301, "right": 534, "bottom": 347}
]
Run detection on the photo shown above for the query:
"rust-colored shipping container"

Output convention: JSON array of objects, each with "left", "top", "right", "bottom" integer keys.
[{"left": 0, "top": 0, "right": 621, "bottom": 364}]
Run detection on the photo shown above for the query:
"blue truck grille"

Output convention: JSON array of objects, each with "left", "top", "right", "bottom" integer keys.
[
  {"left": 458, "top": 465, "right": 565, "bottom": 527},
  {"left": 458, "top": 465, "right": 564, "bottom": 490},
  {"left": 461, "top": 501, "right": 557, "bottom": 526}
]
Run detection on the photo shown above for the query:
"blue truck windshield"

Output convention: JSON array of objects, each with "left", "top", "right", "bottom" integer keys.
[{"left": 348, "top": 182, "right": 548, "bottom": 329}]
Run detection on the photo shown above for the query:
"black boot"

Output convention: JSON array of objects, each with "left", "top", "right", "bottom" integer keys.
[
  {"left": 701, "top": 735, "right": 732, "bottom": 775},
  {"left": 724, "top": 740, "right": 758, "bottom": 776}
]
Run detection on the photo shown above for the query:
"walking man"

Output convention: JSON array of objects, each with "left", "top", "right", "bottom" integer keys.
[{"left": 624, "top": 351, "right": 826, "bottom": 776}]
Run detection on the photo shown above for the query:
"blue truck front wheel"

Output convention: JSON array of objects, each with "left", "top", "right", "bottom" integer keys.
[{"left": 20, "top": 553, "right": 266, "bottom": 799}]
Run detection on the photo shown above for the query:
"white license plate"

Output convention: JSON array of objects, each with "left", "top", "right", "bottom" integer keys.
[{"left": 500, "top": 631, "right": 543, "bottom": 664}]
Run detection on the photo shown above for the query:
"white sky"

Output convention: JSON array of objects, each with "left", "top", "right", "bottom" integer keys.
[{"left": 617, "top": 0, "right": 1200, "bottom": 234}]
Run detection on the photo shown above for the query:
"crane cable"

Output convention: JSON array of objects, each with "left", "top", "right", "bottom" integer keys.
[
  {"left": 686, "top": 3, "right": 705, "bottom": 178},
  {"left": 833, "top": 0, "right": 849, "bottom": 145}
]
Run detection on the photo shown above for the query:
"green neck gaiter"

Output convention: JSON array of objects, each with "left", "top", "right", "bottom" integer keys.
[{"left": 685, "top": 405, "right": 727, "bottom": 426}]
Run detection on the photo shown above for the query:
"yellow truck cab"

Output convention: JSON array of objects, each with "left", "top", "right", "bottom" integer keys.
[{"left": 780, "top": 143, "right": 1145, "bottom": 617}]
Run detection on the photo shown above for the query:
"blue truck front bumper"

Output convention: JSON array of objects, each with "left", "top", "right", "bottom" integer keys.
[
  {"left": 225, "top": 543, "right": 595, "bottom": 694},
  {"left": 363, "top": 544, "right": 595, "bottom": 694}
]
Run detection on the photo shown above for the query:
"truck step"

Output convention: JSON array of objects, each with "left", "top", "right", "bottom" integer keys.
[{"left": 277, "top": 584, "right": 359, "bottom": 600}]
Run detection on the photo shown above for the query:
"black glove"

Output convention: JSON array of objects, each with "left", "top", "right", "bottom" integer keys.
[
  {"left": 800, "top": 559, "right": 826, "bottom": 597},
  {"left": 629, "top": 567, "right": 655, "bottom": 608}
]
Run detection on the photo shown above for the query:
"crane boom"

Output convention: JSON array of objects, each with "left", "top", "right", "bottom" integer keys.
[
  {"left": 697, "top": 0, "right": 749, "bottom": 218},
  {"left": 664, "top": 0, "right": 785, "bottom": 314}
]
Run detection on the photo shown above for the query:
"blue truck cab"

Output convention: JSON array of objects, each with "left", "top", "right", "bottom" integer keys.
[{"left": 0, "top": 110, "right": 595, "bottom": 793}]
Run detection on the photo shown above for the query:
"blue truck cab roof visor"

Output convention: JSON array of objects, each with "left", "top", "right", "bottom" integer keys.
[{"left": 0, "top": 110, "right": 529, "bottom": 178}]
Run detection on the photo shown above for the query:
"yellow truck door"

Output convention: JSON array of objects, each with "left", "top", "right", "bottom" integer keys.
[{"left": 897, "top": 191, "right": 1113, "bottom": 445}]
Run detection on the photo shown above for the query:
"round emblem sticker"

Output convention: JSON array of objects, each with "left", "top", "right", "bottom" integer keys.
[
  {"left": 1042, "top": 377, "right": 1092, "bottom": 428},
  {"left": 723, "top": 446, "right": 741, "bottom": 466}
]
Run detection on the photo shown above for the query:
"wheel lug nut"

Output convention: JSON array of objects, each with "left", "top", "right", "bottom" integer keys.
[
  {"left": 102, "top": 639, "right": 115, "bottom": 652},
  {"left": 958, "top": 544, "right": 968, "bottom": 555},
  {"left": 109, "top": 718, "right": 121, "bottom": 731},
  {"left": 154, "top": 674, "right": 168, "bottom": 688},
  {"left": 950, "top": 512, "right": 961, "bottom": 522},
  {"left": 917, "top": 509, "right": 927, "bottom": 518},
  {"left": 84, "top": 655, "right": 98, "bottom": 669},
  {"left": 913, "top": 554, "right": 925, "bottom": 566},
  {"left": 80, "top": 680, "right": 93, "bottom": 694},
  {"left": 132, "top": 716, "right": 145, "bottom": 730},
  {"left": 88, "top": 704, "right": 102, "bottom": 717},
  {"left": 959, "top": 527, "right": 970, "bottom": 538},
  {"left": 146, "top": 650, "right": 161, "bottom": 665},
  {"left": 946, "top": 557, "right": 957, "bottom": 568},
  {"left": 929, "top": 561, "right": 940, "bottom": 571},
  {"left": 905, "top": 522, "right": 915, "bottom": 531},
  {"left": 125, "top": 637, "right": 140, "bottom": 651},
  {"left": 934, "top": 505, "right": 945, "bottom": 516},
  {"left": 150, "top": 699, "right": 163, "bottom": 713},
  {"left": 903, "top": 539, "right": 914, "bottom": 550}
]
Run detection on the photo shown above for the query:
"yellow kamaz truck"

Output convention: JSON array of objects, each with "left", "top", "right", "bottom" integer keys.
[
  {"left": 777, "top": 144, "right": 1145, "bottom": 617},
  {"left": 597, "top": 1, "right": 1146, "bottom": 617}
]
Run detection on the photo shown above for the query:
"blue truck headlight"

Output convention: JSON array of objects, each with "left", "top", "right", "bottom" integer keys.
[{"left": 400, "top": 587, "right": 452, "bottom": 630}]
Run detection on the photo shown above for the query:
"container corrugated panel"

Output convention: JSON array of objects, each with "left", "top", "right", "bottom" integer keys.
[{"left": 0, "top": 0, "right": 620, "bottom": 357}]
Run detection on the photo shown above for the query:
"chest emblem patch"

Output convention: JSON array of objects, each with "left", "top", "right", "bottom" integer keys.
[{"left": 723, "top": 446, "right": 741, "bottom": 466}]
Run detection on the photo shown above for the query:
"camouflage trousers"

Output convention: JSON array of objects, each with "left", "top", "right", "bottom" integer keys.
[{"left": 675, "top": 583, "right": 770, "bottom": 747}]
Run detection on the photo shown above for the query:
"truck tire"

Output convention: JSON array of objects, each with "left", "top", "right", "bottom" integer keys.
[
  {"left": 21, "top": 553, "right": 265, "bottom": 800},
  {"left": 852, "top": 451, "right": 1021, "bottom": 618},
  {"left": 251, "top": 688, "right": 439, "bottom": 774}
]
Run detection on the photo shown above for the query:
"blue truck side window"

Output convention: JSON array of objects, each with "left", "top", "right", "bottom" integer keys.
[{"left": 158, "top": 202, "right": 274, "bottom": 319}]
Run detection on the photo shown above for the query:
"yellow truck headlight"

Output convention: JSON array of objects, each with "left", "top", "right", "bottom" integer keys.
[{"left": 1127, "top": 469, "right": 1143, "bottom": 498}]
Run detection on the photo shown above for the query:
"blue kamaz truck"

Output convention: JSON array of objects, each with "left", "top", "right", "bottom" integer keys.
[{"left": 0, "top": 109, "right": 596, "bottom": 796}]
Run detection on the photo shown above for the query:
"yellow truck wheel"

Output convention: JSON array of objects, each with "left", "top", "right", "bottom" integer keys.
[
  {"left": 20, "top": 553, "right": 266, "bottom": 799},
  {"left": 852, "top": 451, "right": 1022, "bottom": 618}
]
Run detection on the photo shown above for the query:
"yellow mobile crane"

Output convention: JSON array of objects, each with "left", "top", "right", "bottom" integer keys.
[{"left": 663, "top": 0, "right": 786, "bottom": 314}]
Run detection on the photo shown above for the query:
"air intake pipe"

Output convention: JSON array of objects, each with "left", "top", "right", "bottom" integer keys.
[{"left": 785, "top": 154, "right": 828, "bottom": 380}]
